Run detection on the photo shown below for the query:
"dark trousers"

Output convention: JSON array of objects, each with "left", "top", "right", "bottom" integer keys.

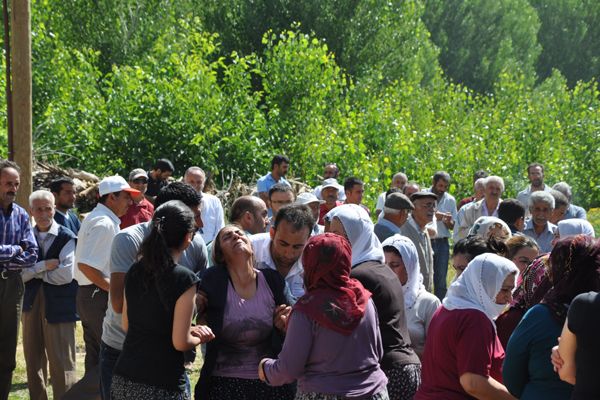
[
  {"left": 0, "top": 271, "right": 24, "bottom": 400},
  {"left": 431, "top": 238, "right": 450, "bottom": 300},
  {"left": 63, "top": 285, "right": 107, "bottom": 400},
  {"left": 99, "top": 341, "right": 121, "bottom": 400}
]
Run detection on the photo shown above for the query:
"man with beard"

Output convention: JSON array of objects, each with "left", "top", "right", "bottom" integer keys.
[
  {"left": 400, "top": 192, "right": 437, "bottom": 293},
  {"left": 523, "top": 191, "right": 557, "bottom": 253},
  {"left": 50, "top": 177, "right": 81, "bottom": 234},
  {"left": 251, "top": 204, "right": 315, "bottom": 303},
  {"left": 517, "top": 163, "right": 552, "bottom": 217},
  {"left": 0, "top": 160, "right": 38, "bottom": 399}
]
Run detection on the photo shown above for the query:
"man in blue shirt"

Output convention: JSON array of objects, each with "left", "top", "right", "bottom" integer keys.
[
  {"left": 50, "top": 177, "right": 81, "bottom": 234},
  {"left": 257, "top": 155, "right": 290, "bottom": 208},
  {"left": 0, "top": 160, "right": 38, "bottom": 398}
]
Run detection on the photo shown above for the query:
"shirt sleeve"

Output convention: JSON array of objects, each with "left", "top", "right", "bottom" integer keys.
[
  {"left": 77, "top": 221, "right": 115, "bottom": 272},
  {"left": 567, "top": 292, "right": 591, "bottom": 334},
  {"left": 263, "top": 310, "right": 314, "bottom": 385},
  {"left": 44, "top": 238, "right": 76, "bottom": 285},
  {"left": 376, "top": 193, "right": 385, "bottom": 211},
  {"left": 4, "top": 212, "right": 38, "bottom": 268},
  {"left": 110, "top": 230, "right": 141, "bottom": 274},
  {"left": 456, "top": 312, "right": 497, "bottom": 378},
  {"left": 257, "top": 177, "right": 268, "bottom": 193}
]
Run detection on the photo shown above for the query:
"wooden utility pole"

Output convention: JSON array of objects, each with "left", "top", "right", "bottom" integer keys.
[{"left": 10, "top": 0, "right": 32, "bottom": 207}]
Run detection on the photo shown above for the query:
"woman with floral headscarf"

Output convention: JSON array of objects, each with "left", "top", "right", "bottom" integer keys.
[
  {"left": 382, "top": 235, "right": 440, "bottom": 358},
  {"left": 503, "top": 235, "right": 600, "bottom": 400},
  {"left": 415, "top": 253, "right": 519, "bottom": 400},
  {"left": 259, "top": 233, "right": 389, "bottom": 400}
]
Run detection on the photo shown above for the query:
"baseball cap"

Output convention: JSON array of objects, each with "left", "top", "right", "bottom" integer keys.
[
  {"left": 385, "top": 192, "right": 415, "bottom": 210},
  {"left": 128, "top": 168, "right": 148, "bottom": 182},
  {"left": 296, "top": 192, "right": 324, "bottom": 205},
  {"left": 99, "top": 175, "right": 141, "bottom": 197}
]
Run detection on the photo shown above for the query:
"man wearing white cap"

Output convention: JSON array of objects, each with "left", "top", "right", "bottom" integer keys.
[
  {"left": 295, "top": 192, "right": 325, "bottom": 235},
  {"left": 318, "top": 178, "right": 344, "bottom": 225},
  {"left": 65, "top": 176, "right": 139, "bottom": 400}
]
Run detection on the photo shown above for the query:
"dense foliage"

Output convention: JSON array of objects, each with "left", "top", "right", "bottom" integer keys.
[{"left": 1, "top": 0, "right": 599, "bottom": 208}]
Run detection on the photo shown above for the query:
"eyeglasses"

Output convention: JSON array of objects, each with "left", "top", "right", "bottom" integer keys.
[{"left": 132, "top": 178, "right": 148, "bottom": 184}]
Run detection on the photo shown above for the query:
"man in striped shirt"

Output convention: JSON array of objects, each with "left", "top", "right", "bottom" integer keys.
[{"left": 0, "top": 159, "right": 38, "bottom": 399}]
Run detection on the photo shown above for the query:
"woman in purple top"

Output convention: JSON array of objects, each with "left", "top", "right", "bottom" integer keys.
[
  {"left": 259, "top": 233, "right": 389, "bottom": 400},
  {"left": 194, "top": 225, "right": 295, "bottom": 400}
]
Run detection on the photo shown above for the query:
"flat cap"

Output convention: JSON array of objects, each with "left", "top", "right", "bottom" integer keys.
[{"left": 385, "top": 192, "right": 415, "bottom": 210}]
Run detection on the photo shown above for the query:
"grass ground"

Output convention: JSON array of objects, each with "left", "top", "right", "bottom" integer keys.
[{"left": 10, "top": 322, "right": 203, "bottom": 399}]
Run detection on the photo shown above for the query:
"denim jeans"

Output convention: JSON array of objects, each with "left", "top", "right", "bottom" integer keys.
[
  {"left": 431, "top": 238, "right": 450, "bottom": 300},
  {"left": 99, "top": 341, "right": 121, "bottom": 399}
]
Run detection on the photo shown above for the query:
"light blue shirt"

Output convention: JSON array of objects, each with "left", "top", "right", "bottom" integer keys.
[
  {"left": 257, "top": 172, "right": 290, "bottom": 194},
  {"left": 523, "top": 219, "right": 557, "bottom": 254},
  {"left": 426, "top": 189, "right": 457, "bottom": 239}
]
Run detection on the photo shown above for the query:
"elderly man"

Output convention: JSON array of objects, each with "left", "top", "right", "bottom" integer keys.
[
  {"left": 50, "top": 177, "right": 81, "bottom": 234},
  {"left": 458, "top": 170, "right": 488, "bottom": 209},
  {"left": 374, "top": 192, "right": 414, "bottom": 242},
  {"left": 523, "top": 191, "right": 558, "bottom": 253},
  {"left": 517, "top": 163, "right": 552, "bottom": 217},
  {"left": 119, "top": 168, "right": 154, "bottom": 229},
  {"left": 375, "top": 172, "right": 408, "bottom": 217},
  {"left": 184, "top": 166, "right": 225, "bottom": 244},
  {"left": 21, "top": 190, "right": 77, "bottom": 400},
  {"left": 145, "top": 158, "right": 174, "bottom": 203},
  {"left": 455, "top": 176, "right": 505, "bottom": 241},
  {"left": 257, "top": 155, "right": 290, "bottom": 206},
  {"left": 251, "top": 204, "right": 315, "bottom": 303},
  {"left": 318, "top": 178, "right": 343, "bottom": 225},
  {"left": 313, "top": 163, "right": 346, "bottom": 202},
  {"left": 427, "top": 171, "right": 457, "bottom": 300},
  {"left": 98, "top": 183, "right": 208, "bottom": 399},
  {"left": 66, "top": 176, "right": 139, "bottom": 400},
  {"left": 295, "top": 192, "right": 324, "bottom": 235},
  {"left": 549, "top": 189, "right": 569, "bottom": 225},
  {"left": 0, "top": 160, "right": 38, "bottom": 398},
  {"left": 552, "top": 182, "right": 587, "bottom": 220},
  {"left": 400, "top": 191, "right": 437, "bottom": 293}
]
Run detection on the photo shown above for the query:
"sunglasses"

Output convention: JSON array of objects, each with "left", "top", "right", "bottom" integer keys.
[{"left": 132, "top": 178, "right": 148, "bottom": 184}]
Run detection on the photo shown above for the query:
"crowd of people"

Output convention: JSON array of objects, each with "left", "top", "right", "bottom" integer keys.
[{"left": 0, "top": 155, "right": 598, "bottom": 400}]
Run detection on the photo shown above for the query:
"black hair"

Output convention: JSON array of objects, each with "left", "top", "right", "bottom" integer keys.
[
  {"left": 473, "top": 169, "right": 488, "bottom": 182},
  {"left": 344, "top": 177, "right": 364, "bottom": 192},
  {"left": 137, "top": 200, "right": 195, "bottom": 309},
  {"left": 155, "top": 182, "right": 201, "bottom": 209},
  {"left": 268, "top": 182, "right": 294, "bottom": 200},
  {"left": 273, "top": 204, "right": 315, "bottom": 235},
  {"left": 453, "top": 235, "right": 507, "bottom": 261},
  {"left": 270, "top": 155, "right": 289, "bottom": 169},
  {"left": 154, "top": 158, "right": 175, "bottom": 172},
  {"left": 0, "top": 159, "right": 20, "bottom": 174},
  {"left": 49, "top": 177, "right": 74, "bottom": 194},
  {"left": 498, "top": 198, "right": 525, "bottom": 226},
  {"left": 527, "top": 162, "right": 544, "bottom": 174},
  {"left": 386, "top": 187, "right": 402, "bottom": 197},
  {"left": 433, "top": 171, "right": 451, "bottom": 184},
  {"left": 230, "top": 196, "right": 262, "bottom": 223}
]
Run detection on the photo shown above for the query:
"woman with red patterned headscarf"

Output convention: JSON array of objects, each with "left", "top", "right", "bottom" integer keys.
[{"left": 258, "top": 233, "right": 390, "bottom": 400}]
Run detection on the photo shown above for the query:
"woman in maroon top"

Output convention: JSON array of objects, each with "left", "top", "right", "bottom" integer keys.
[{"left": 415, "top": 253, "right": 519, "bottom": 400}]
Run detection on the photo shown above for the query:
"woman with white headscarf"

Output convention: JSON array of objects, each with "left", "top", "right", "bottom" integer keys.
[
  {"left": 415, "top": 253, "right": 519, "bottom": 400},
  {"left": 556, "top": 219, "right": 595, "bottom": 238},
  {"left": 382, "top": 235, "right": 440, "bottom": 358},
  {"left": 326, "top": 205, "right": 421, "bottom": 400},
  {"left": 468, "top": 216, "right": 512, "bottom": 242}
]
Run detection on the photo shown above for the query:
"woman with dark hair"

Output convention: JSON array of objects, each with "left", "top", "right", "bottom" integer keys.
[
  {"left": 259, "top": 233, "right": 389, "bottom": 399},
  {"left": 451, "top": 236, "right": 505, "bottom": 277},
  {"left": 111, "top": 200, "right": 214, "bottom": 399},
  {"left": 381, "top": 235, "right": 440, "bottom": 358},
  {"left": 503, "top": 235, "right": 600, "bottom": 400},
  {"left": 495, "top": 236, "right": 540, "bottom": 347},
  {"left": 326, "top": 204, "right": 420, "bottom": 400},
  {"left": 415, "top": 253, "right": 519, "bottom": 400},
  {"left": 194, "top": 225, "right": 294, "bottom": 400}
]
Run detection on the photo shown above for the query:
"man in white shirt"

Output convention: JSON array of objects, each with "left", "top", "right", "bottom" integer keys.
[
  {"left": 184, "top": 166, "right": 225, "bottom": 244},
  {"left": 375, "top": 172, "right": 408, "bottom": 217},
  {"left": 65, "top": 176, "right": 138, "bottom": 400},
  {"left": 251, "top": 204, "right": 314, "bottom": 303}
]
